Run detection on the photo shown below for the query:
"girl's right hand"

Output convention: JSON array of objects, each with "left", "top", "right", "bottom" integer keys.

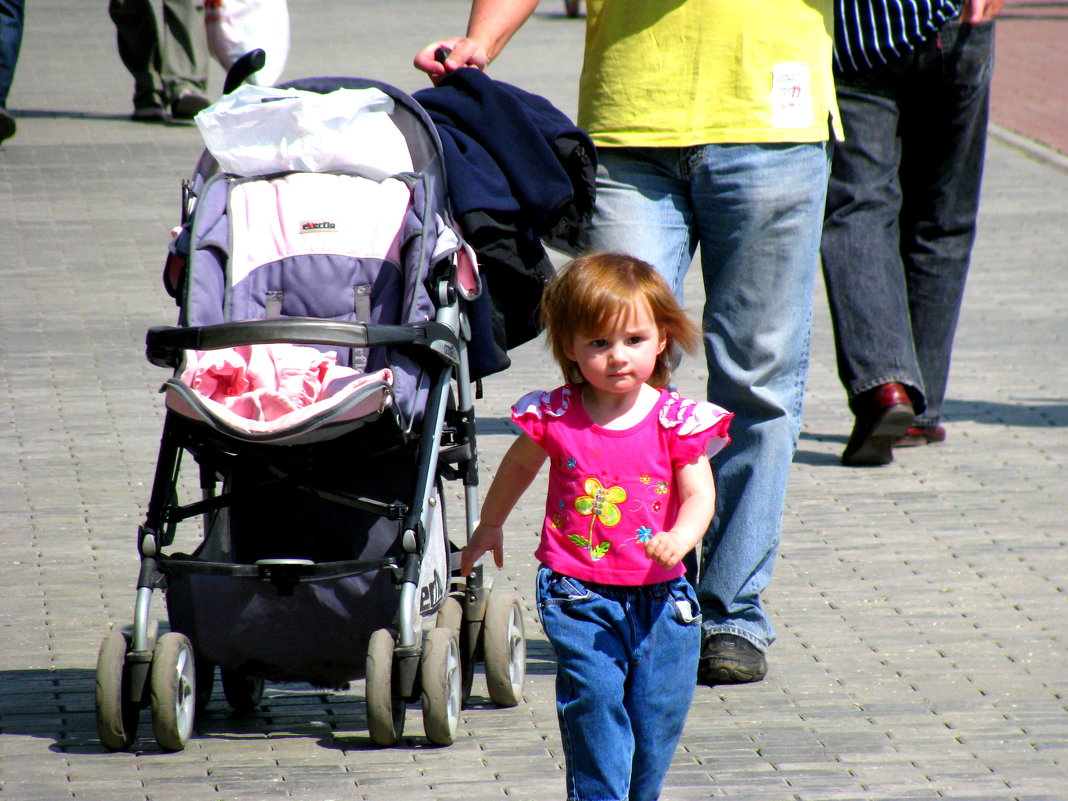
[
  {"left": 460, "top": 522, "right": 505, "bottom": 576},
  {"left": 413, "top": 38, "right": 489, "bottom": 83}
]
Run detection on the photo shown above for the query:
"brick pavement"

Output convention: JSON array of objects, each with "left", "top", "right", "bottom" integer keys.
[
  {"left": 2, "top": 2, "right": 1066, "bottom": 800},
  {"left": 991, "top": 0, "right": 1068, "bottom": 156}
]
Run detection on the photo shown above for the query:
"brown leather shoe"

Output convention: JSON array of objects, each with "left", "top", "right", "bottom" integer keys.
[
  {"left": 842, "top": 383, "right": 915, "bottom": 466},
  {"left": 894, "top": 424, "right": 947, "bottom": 448}
]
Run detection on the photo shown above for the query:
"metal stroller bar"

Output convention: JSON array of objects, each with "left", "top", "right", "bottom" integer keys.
[{"left": 146, "top": 319, "right": 460, "bottom": 369}]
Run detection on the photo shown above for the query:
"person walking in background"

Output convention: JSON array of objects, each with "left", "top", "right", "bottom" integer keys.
[
  {"left": 0, "top": 0, "right": 23, "bottom": 143},
  {"left": 821, "top": 0, "right": 1003, "bottom": 466},
  {"left": 415, "top": 0, "right": 840, "bottom": 687},
  {"left": 108, "top": 0, "right": 210, "bottom": 122},
  {"left": 461, "top": 253, "right": 733, "bottom": 801}
]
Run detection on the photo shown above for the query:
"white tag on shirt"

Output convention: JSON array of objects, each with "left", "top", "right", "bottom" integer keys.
[{"left": 771, "top": 62, "right": 813, "bottom": 129}]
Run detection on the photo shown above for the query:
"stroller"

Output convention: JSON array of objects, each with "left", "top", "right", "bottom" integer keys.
[{"left": 95, "top": 57, "right": 527, "bottom": 752}]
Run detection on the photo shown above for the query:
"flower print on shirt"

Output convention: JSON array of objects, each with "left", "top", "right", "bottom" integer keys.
[{"left": 571, "top": 477, "right": 625, "bottom": 560}]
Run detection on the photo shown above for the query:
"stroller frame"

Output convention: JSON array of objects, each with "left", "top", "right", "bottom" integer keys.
[{"left": 95, "top": 68, "right": 526, "bottom": 753}]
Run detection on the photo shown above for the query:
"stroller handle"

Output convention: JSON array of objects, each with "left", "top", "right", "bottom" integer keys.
[{"left": 146, "top": 318, "right": 460, "bottom": 369}]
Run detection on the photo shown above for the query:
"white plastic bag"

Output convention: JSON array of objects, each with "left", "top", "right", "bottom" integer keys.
[
  {"left": 194, "top": 84, "right": 415, "bottom": 178},
  {"left": 204, "top": 0, "right": 290, "bottom": 86}
]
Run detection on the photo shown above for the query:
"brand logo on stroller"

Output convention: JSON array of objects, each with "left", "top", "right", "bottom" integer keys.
[
  {"left": 419, "top": 569, "right": 445, "bottom": 614},
  {"left": 300, "top": 220, "right": 337, "bottom": 233}
]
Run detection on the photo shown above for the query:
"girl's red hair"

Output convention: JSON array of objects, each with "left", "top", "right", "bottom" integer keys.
[{"left": 539, "top": 252, "right": 701, "bottom": 387}]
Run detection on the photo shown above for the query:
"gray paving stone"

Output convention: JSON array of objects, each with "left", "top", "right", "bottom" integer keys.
[{"left": 3, "top": 1, "right": 1068, "bottom": 800}]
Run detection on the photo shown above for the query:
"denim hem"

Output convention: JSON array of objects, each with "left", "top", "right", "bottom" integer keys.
[
  {"left": 701, "top": 623, "right": 769, "bottom": 652},
  {"left": 848, "top": 376, "right": 919, "bottom": 401}
]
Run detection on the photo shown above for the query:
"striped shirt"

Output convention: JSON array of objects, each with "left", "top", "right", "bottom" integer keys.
[{"left": 834, "top": 0, "right": 962, "bottom": 72}]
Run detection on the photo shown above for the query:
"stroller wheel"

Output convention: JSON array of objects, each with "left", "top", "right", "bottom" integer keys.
[
  {"left": 220, "top": 669, "right": 265, "bottom": 714},
  {"left": 366, "top": 629, "right": 405, "bottom": 746},
  {"left": 95, "top": 630, "right": 140, "bottom": 751},
  {"left": 483, "top": 591, "right": 526, "bottom": 707},
  {"left": 436, "top": 594, "right": 474, "bottom": 706},
  {"left": 150, "top": 632, "right": 197, "bottom": 751},
  {"left": 420, "top": 627, "right": 461, "bottom": 746},
  {"left": 435, "top": 595, "right": 463, "bottom": 633}
]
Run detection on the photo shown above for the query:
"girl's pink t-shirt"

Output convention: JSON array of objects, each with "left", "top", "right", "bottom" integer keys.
[{"left": 512, "top": 385, "right": 733, "bottom": 586}]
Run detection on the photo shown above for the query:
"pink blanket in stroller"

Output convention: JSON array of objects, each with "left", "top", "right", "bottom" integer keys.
[{"left": 182, "top": 344, "right": 391, "bottom": 430}]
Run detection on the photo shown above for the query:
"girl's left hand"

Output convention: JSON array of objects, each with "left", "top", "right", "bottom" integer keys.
[{"left": 644, "top": 530, "right": 692, "bottom": 569}]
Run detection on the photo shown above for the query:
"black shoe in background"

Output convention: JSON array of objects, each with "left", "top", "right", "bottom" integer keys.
[
  {"left": 131, "top": 104, "right": 166, "bottom": 123},
  {"left": 0, "top": 108, "right": 16, "bottom": 143}
]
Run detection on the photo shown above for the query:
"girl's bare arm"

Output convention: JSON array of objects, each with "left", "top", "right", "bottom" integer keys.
[{"left": 460, "top": 432, "right": 547, "bottom": 575}]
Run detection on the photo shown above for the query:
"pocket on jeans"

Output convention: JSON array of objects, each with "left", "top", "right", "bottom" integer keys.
[
  {"left": 537, "top": 569, "right": 591, "bottom": 608},
  {"left": 667, "top": 580, "right": 702, "bottom": 626}
]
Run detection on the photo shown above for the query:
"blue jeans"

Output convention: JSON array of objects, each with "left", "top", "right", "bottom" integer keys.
[
  {"left": 586, "top": 143, "right": 831, "bottom": 651},
  {"left": 536, "top": 567, "right": 701, "bottom": 801},
  {"left": 821, "top": 22, "right": 995, "bottom": 426},
  {"left": 0, "top": 0, "right": 24, "bottom": 107}
]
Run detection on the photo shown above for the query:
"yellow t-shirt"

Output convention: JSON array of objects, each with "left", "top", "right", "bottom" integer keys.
[{"left": 578, "top": 0, "right": 842, "bottom": 147}]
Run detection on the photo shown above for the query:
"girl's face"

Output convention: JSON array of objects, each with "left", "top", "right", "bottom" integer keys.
[{"left": 564, "top": 299, "right": 666, "bottom": 396}]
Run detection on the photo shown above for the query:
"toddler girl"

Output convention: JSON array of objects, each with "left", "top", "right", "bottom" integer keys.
[{"left": 462, "top": 252, "right": 733, "bottom": 801}]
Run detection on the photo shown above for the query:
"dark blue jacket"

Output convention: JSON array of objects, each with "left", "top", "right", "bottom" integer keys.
[{"left": 414, "top": 69, "right": 596, "bottom": 378}]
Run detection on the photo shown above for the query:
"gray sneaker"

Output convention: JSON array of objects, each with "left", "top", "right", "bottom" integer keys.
[{"left": 697, "top": 633, "right": 767, "bottom": 685}]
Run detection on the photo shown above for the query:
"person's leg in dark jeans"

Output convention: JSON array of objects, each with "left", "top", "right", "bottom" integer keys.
[
  {"left": 109, "top": 0, "right": 166, "bottom": 119},
  {"left": 821, "top": 59, "right": 925, "bottom": 465},
  {"left": 898, "top": 21, "right": 995, "bottom": 440}
]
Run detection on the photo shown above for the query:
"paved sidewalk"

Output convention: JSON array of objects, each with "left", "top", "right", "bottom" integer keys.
[
  {"left": 2, "top": 2, "right": 1066, "bottom": 800},
  {"left": 991, "top": 0, "right": 1068, "bottom": 157}
]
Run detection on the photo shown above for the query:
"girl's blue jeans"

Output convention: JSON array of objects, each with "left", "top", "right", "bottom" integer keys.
[{"left": 536, "top": 566, "right": 701, "bottom": 801}]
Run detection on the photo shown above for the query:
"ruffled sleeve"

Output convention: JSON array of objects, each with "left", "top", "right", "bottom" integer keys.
[
  {"left": 659, "top": 391, "right": 734, "bottom": 464},
  {"left": 511, "top": 385, "right": 574, "bottom": 445}
]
